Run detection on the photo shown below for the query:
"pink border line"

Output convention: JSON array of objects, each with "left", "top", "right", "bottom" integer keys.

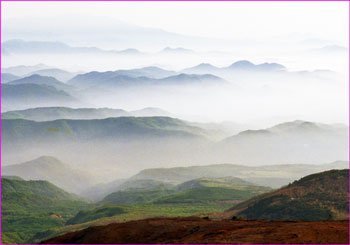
[{"left": 0, "top": 1, "right": 349, "bottom": 245}]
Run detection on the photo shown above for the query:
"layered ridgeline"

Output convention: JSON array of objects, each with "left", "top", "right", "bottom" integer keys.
[
  {"left": 2, "top": 117, "right": 209, "bottom": 176},
  {"left": 37, "top": 170, "right": 349, "bottom": 244},
  {"left": 228, "top": 169, "right": 349, "bottom": 221},
  {"left": 99, "top": 177, "right": 271, "bottom": 206},
  {"left": 7, "top": 74, "right": 74, "bottom": 92},
  {"left": 2, "top": 107, "right": 172, "bottom": 121},
  {"left": 1, "top": 73, "right": 20, "bottom": 83},
  {"left": 1, "top": 83, "right": 79, "bottom": 111},
  {"left": 2, "top": 117, "right": 206, "bottom": 143},
  {"left": 130, "top": 161, "right": 349, "bottom": 188},
  {"left": 1, "top": 177, "right": 91, "bottom": 244},
  {"left": 30, "top": 176, "right": 272, "bottom": 243},
  {"left": 68, "top": 72, "right": 226, "bottom": 90},
  {"left": 215, "top": 120, "right": 349, "bottom": 164},
  {"left": 2, "top": 156, "right": 96, "bottom": 194},
  {"left": 2, "top": 115, "right": 348, "bottom": 179}
]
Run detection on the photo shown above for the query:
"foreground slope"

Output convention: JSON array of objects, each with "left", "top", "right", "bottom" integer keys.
[
  {"left": 1, "top": 177, "right": 91, "bottom": 244},
  {"left": 42, "top": 217, "right": 349, "bottom": 244},
  {"left": 228, "top": 169, "right": 349, "bottom": 221}
]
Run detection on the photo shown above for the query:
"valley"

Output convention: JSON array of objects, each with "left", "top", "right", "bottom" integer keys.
[{"left": 1, "top": 4, "right": 349, "bottom": 244}]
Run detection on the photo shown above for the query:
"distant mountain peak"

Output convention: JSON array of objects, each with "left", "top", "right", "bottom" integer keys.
[
  {"left": 161, "top": 47, "right": 193, "bottom": 53},
  {"left": 227, "top": 60, "right": 285, "bottom": 71},
  {"left": 228, "top": 60, "right": 255, "bottom": 69}
]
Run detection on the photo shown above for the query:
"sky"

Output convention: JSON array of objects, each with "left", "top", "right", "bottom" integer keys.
[{"left": 2, "top": 1, "right": 349, "bottom": 45}]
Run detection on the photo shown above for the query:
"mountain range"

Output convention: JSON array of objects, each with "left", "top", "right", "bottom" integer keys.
[
  {"left": 7, "top": 74, "right": 73, "bottom": 92},
  {"left": 68, "top": 72, "right": 226, "bottom": 90},
  {"left": 37, "top": 170, "right": 349, "bottom": 244},
  {"left": 2, "top": 116, "right": 348, "bottom": 178},
  {"left": 1, "top": 107, "right": 172, "bottom": 121},
  {"left": 216, "top": 120, "right": 349, "bottom": 164},
  {"left": 1, "top": 83, "right": 79, "bottom": 111}
]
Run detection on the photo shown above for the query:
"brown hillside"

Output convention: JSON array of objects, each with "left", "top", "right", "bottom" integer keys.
[{"left": 42, "top": 217, "right": 349, "bottom": 244}]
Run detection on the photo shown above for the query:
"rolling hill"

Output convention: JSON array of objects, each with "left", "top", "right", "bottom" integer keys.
[
  {"left": 1, "top": 177, "right": 91, "bottom": 244},
  {"left": 217, "top": 120, "right": 349, "bottom": 164},
  {"left": 1, "top": 73, "right": 20, "bottom": 83},
  {"left": 228, "top": 169, "right": 349, "bottom": 221},
  {"left": 26, "top": 68, "right": 79, "bottom": 82},
  {"left": 2, "top": 64, "right": 51, "bottom": 76},
  {"left": 2, "top": 156, "right": 95, "bottom": 194},
  {"left": 181, "top": 60, "right": 285, "bottom": 76},
  {"left": 41, "top": 217, "right": 349, "bottom": 244},
  {"left": 131, "top": 161, "right": 349, "bottom": 188},
  {"left": 8, "top": 74, "right": 73, "bottom": 91},
  {"left": 68, "top": 72, "right": 226, "bottom": 90},
  {"left": 1, "top": 107, "right": 129, "bottom": 121},
  {"left": 2, "top": 117, "right": 206, "bottom": 143},
  {"left": 176, "top": 176, "right": 255, "bottom": 191},
  {"left": 1, "top": 83, "right": 78, "bottom": 111},
  {"left": 1, "top": 106, "right": 172, "bottom": 121}
]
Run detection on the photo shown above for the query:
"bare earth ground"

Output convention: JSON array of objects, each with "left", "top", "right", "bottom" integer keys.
[{"left": 42, "top": 217, "right": 349, "bottom": 244}]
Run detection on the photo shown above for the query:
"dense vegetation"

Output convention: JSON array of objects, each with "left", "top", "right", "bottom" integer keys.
[
  {"left": 101, "top": 189, "right": 176, "bottom": 205},
  {"left": 1, "top": 177, "right": 92, "bottom": 244},
  {"left": 30, "top": 202, "right": 234, "bottom": 243},
  {"left": 155, "top": 186, "right": 270, "bottom": 204},
  {"left": 66, "top": 205, "right": 126, "bottom": 225}
]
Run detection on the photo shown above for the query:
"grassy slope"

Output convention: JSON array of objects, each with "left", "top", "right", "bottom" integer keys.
[
  {"left": 1, "top": 178, "right": 92, "bottom": 244},
  {"left": 30, "top": 202, "right": 233, "bottom": 243},
  {"left": 32, "top": 178, "right": 272, "bottom": 243},
  {"left": 229, "top": 169, "right": 349, "bottom": 221}
]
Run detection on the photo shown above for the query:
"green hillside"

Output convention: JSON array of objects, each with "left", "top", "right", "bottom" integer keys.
[
  {"left": 131, "top": 161, "right": 349, "bottom": 188},
  {"left": 66, "top": 205, "right": 126, "bottom": 225},
  {"left": 1, "top": 177, "right": 91, "bottom": 244},
  {"left": 177, "top": 176, "right": 255, "bottom": 191},
  {"left": 30, "top": 202, "right": 233, "bottom": 244},
  {"left": 1, "top": 107, "right": 129, "bottom": 121},
  {"left": 2, "top": 117, "right": 206, "bottom": 143},
  {"left": 229, "top": 169, "right": 349, "bottom": 221},
  {"left": 100, "top": 189, "right": 175, "bottom": 205},
  {"left": 155, "top": 186, "right": 271, "bottom": 204}
]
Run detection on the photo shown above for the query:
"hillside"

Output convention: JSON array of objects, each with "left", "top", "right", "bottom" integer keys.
[
  {"left": 2, "top": 156, "right": 95, "bottom": 194},
  {"left": 99, "top": 179, "right": 175, "bottom": 205},
  {"left": 177, "top": 176, "right": 254, "bottom": 191},
  {"left": 2, "top": 107, "right": 129, "bottom": 121},
  {"left": 68, "top": 72, "right": 226, "bottom": 90},
  {"left": 1, "top": 73, "right": 20, "bottom": 83},
  {"left": 228, "top": 169, "right": 349, "bottom": 221},
  {"left": 2, "top": 178, "right": 79, "bottom": 200},
  {"left": 8, "top": 74, "right": 73, "bottom": 91},
  {"left": 217, "top": 120, "right": 349, "bottom": 164},
  {"left": 131, "top": 161, "right": 349, "bottom": 188},
  {"left": 41, "top": 217, "right": 349, "bottom": 244},
  {"left": 1, "top": 177, "right": 91, "bottom": 244},
  {"left": 2, "top": 117, "right": 206, "bottom": 143},
  {"left": 154, "top": 186, "right": 271, "bottom": 204},
  {"left": 27, "top": 68, "right": 78, "bottom": 82},
  {"left": 1, "top": 83, "right": 78, "bottom": 111},
  {"left": 100, "top": 189, "right": 175, "bottom": 205},
  {"left": 1, "top": 106, "right": 172, "bottom": 121}
]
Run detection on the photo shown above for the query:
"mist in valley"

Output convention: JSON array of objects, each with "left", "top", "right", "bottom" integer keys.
[{"left": 1, "top": 1, "right": 349, "bottom": 195}]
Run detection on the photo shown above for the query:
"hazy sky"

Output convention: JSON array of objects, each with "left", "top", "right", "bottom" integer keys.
[{"left": 2, "top": 1, "right": 349, "bottom": 45}]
